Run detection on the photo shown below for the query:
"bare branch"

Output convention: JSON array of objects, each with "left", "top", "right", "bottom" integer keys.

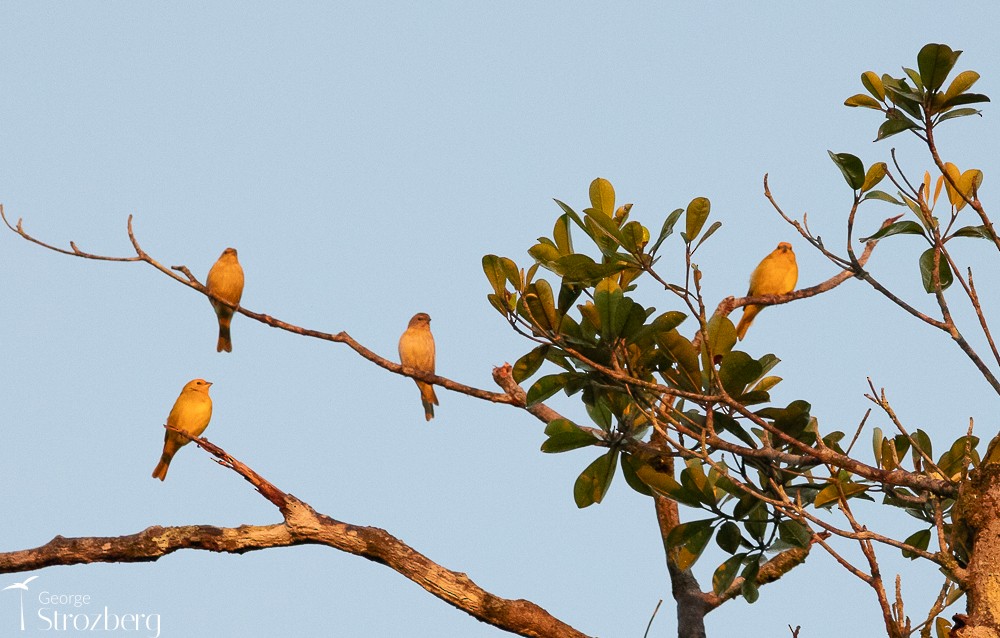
[
  {"left": 1, "top": 205, "right": 141, "bottom": 262},
  {"left": 1, "top": 209, "right": 519, "bottom": 408}
]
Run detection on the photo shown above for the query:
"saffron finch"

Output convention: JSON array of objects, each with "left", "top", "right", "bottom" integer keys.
[
  {"left": 398, "top": 312, "right": 438, "bottom": 421},
  {"left": 735, "top": 242, "right": 798, "bottom": 340},
  {"left": 207, "top": 247, "right": 245, "bottom": 353},
  {"left": 152, "top": 379, "right": 213, "bottom": 481}
]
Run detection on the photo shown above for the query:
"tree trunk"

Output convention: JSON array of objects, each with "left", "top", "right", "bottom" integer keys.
[
  {"left": 956, "top": 465, "right": 1000, "bottom": 637},
  {"left": 654, "top": 494, "right": 708, "bottom": 638}
]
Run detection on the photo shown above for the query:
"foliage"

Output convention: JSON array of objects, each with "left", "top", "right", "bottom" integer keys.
[{"left": 483, "top": 43, "right": 994, "bottom": 634}]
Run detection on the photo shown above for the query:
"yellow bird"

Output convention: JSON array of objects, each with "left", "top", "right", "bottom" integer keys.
[
  {"left": 152, "top": 379, "right": 213, "bottom": 481},
  {"left": 398, "top": 312, "right": 438, "bottom": 421},
  {"left": 207, "top": 247, "right": 245, "bottom": 353},
  {"left": 735, "top": 242, "right": 798, "bottom": 340}
]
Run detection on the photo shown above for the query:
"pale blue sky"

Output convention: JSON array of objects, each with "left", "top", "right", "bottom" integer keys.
[{"left": 3, "top": 3, "right": 1000, "bottom": 637}]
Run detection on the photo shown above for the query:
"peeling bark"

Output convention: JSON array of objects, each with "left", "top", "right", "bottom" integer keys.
[{"left": 955, "top": 465, "right": 1000, "bottom": 638}]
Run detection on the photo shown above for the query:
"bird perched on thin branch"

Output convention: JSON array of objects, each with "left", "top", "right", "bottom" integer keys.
[
  {"left": 736, "top": 242, "right": 798, "bottom": 340},
  {"left": 398, "top": 312, "right": 438, "bottom": 421},
  {"left": 207, "top": 247, "right": 245, "bottom": 353},
  {"left": 152, "top": 378, "right": 213, "bottom": 481}
]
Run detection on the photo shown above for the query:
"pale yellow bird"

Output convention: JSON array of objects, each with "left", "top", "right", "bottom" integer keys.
[
  {"left": 152, "top": 379, "right": 213, "bottom": 481},
  {"left": 735, "top": 242, "right": 798, "bottom": 340},
  {"left": 206, "top": 247, "right": 245, "bottom": 353},
  {"left": 398, "top": 312, "right": 438, "bottom": 421}
]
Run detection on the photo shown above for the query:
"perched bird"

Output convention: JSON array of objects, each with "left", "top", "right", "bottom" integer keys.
[
  {"left": 735, "top": 242, "right": 798, "bottom": 340},
  {"left": 398, "top": 312, "right": 438, "bottom": 421},
  {"left": 206, "top": 247, "right": 245, "bottom": 353},
  {"left": 152, "top": 379, "right": 214, "bottom": 481}
]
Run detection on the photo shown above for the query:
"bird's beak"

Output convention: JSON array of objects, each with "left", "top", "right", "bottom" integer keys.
[{"left": 206, "top": 381, "right": 214, "bottom": 386}]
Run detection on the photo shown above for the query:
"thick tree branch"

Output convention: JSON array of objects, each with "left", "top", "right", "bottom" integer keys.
[{"left": 0, "top": 432, "right": 591, "bottom": 638}]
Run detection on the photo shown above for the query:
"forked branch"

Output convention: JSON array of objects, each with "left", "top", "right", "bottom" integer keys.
[{"left": 0, "top": 430, "right": 591, "bottom": 638}]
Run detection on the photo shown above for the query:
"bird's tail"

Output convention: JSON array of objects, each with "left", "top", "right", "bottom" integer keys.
[
  {"left": 152, "top": 453, "right": 173, "bottom": 481},
  {"left": 735, "top": 305, "right": 762, "bottom": 340},
  {"left": 419, "top": 382, "right": 439, "bottom": 421},
  {"left": 217, "top": 320, "right": 233, "bottom": 353},
  {"left": 152, "top": 439, "right": 180, "bottom": 481}
]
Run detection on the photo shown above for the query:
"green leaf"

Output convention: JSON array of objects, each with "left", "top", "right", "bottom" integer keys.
[
  {"left": 902, "top": 529, "right": 931, "bottom": 559},
  {"left": 528, "top": 242, "right": 562, "bottom": 266},
  {"left": 651, "top": 208, "right": 684, "bottom": 254},
  {"left": 903, "top": 66, "right": 924, "bottom": 91},
  {"left": 862, "top": 190, "right": 904, "bottom": 205},
  {"left": 594, "top": 278, "right": 627, "bottom": 341},
  {"left": 583, "top": 212, "right": 625, "bottom": 252},
  {"left": 555, "top": 254, "right": 628, "bottom": 285},
  {"left": 666, "top": 519, "right": 715, "bottom": 570},
  {"left": 712, "top": 554, "right": 744, "bottom": 596},
  {"left": 814, "top": 481, "right": 868, "bottom": 508},
  {"left": 740, "top": 560, "right": 760, "bottom": 603},
  {"left": 872, "top": 427, "right": 884, "bottom": 468},
  {"left": 751, "top": 375, "right": 782, "bottom": 393},
  {"left": 620, "top": 220, "right": 650, "bottom": 253},
  {"left": 526, "top": 373, "right": 571, "bottom": 406},
  {"left": 695, "top": 221, "right": 723, "bottom": 249},
  {"left": 778, "top": 520, "right": 810, "bottom": 548},
  {"left": 827, "top": 151, "right": 865, "bottom": 190},
  {"left": 951, "top": 225, "right": 995, "bottom": 240},
  {"left": 523, "top": 280, "right": 559, "bottom": 332},
  {"left": 861, "top": 162, "right": 887, "bottom": 192},
  {"left": 513, "top": 345, "right": 550, "bottom": 383},
  {"left": 716, "top": 521, "right": 742, "bottom": 554},
  {"left": 620, "top": 454, "right": 653, "bottom": 496},
  {"left": 589, "top": 178, "right": 616, "bottom": 218},
  {"left": 882, "top": 76, "right": 922, "bottom": 118},
  {"left": 861, "top": 71, "right": 885, "bottom": 100},
  {"left": 712, "top": 411, "right": 758, "bottom": 448},
  {"left": 938, "top": 107, "right": 984, "bottom": 122},
  {"left": 719, "top": 351, "right": 763, "bottom": 397},
  {"left": 636, "top": 464, "right": 703, "bottom": 507},
  {"left": 553, "top": 214, "right": 574, "bottom": 255},
  {"left": 557, "top": 279, "right": 583, "bottom": 314},
  {"left": 487, "top": 293, "right": 510, "bottom": 316},
  {"left": 876, "top": 116, "right": 919, "bottom": 141},
  {"left": 941, "top": 93, "right": 990, "bottom": 109},
  {"left": 573, "top": 450, "right": 618, "bottom": 508},
  {"left": 917, "top": 43, "right": 961, "bottom": 93},
  {"left": 481, "top": 255, "right": 514, "bottom": 296},
  {"left": 704, "top": 315, "right": 737, "bottom": 361},
  {"left": 553, "top": 198, "right": 586, "bottom": 232},
  {"left": 755, "top": 353, "right": 780, "bottom": 377},
  {"left": 585, "top": 397, "right": 613, "bottom": 431},
  {"left": 943, "top": 70, "right": 980, "bottom": 103},
  {"left": 859, "top": 220, "right": 925, "bottom": 242},
  {"left": 918, "top": 247, "right": 953, "bottom": 293},
  {"left": 681, "top": 459, "right": 717, "bottom": 505},
  {"left": 756, "top": 400, "right": 812, "bottom": 440},
  {"left": 650, "top": 310, "right": 687, "bottom": 333},
  {"left": 911, "top": 429, "right": 933, "bottom": 465},
  {"left": 656, "top": 329, "right": 701, "bottom": 392},
  {"left": 844, "top": 93, "right": 882, "bottom": 109},
  {"left": 684, "top": 197, "right": 711, "bottom": 243},
  {"left": 541, "top": 418, "right": 600, "bottom": 453},
  {"left": 937, "top": 435, "right": 979, "bottom": 480}
]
